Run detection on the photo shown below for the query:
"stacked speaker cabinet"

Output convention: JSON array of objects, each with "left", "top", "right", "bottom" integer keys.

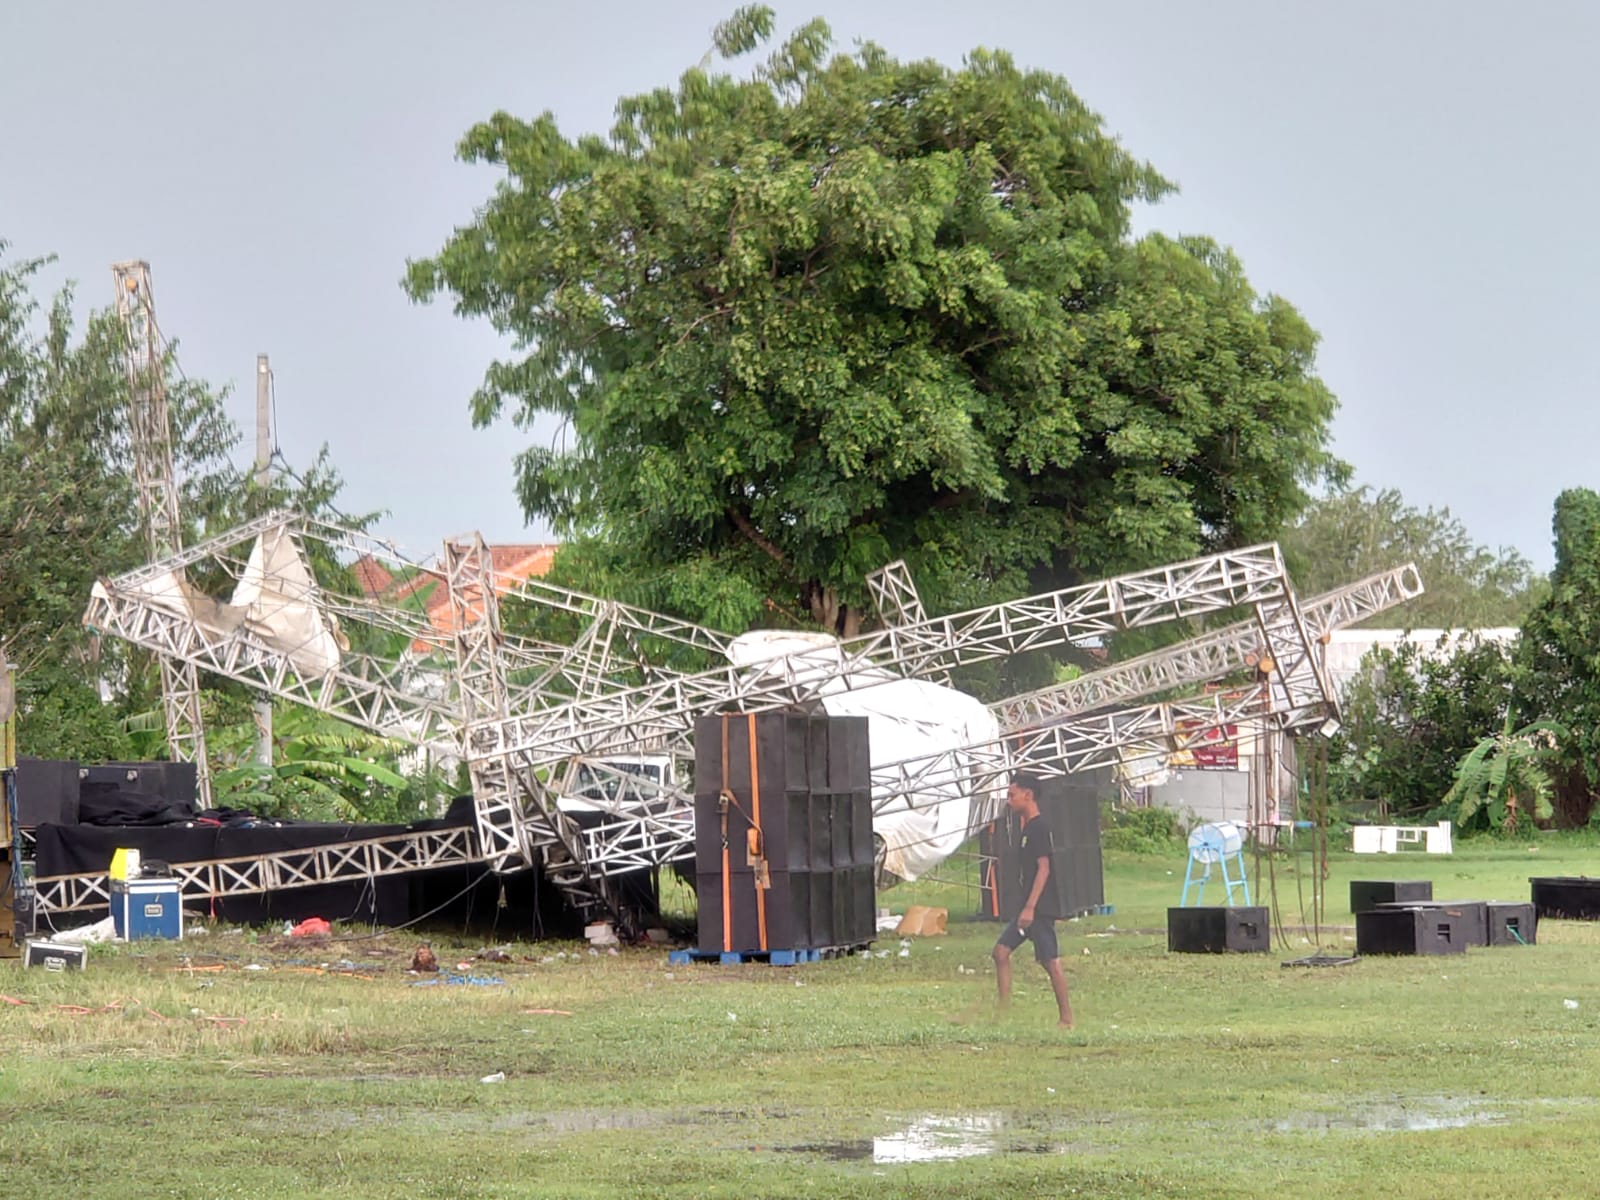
[
  {"left": 14, "top": 758, "right": 80, "bottom": 827},
  {"left": 693, "top": 713, "right": 875, "bottom": 956},
  {"left": 979, "top": 772, "right": 1107, "bottom": 921}
]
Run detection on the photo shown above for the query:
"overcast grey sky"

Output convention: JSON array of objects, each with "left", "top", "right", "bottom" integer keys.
[{"left": 2, "top": 1, "right": 1593, "bottom": 569}]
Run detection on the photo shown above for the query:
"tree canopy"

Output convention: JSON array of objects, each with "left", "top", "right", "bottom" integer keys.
[
  {"left": 0, "top": 244, "right": 354, "bottom": 782},
  {"left": 407, "top": 7, "right": 1344, "bottom": 634},
  {"left": 1515, "top": 487, "right": 1600, "bottom": 824},
  {"left": 0, "top": 247, "right": 237, "bottom": 729},
  {"left": 1282, "top": 485, "right": 1546, "bottom": 628}
]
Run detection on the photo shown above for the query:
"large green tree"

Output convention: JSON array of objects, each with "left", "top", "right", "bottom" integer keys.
[
  {"left": 0, "top": 247, "right": 238, "bottom": 742},
  {"left": 408, "top": 8, "right": 1343, "bottom": 634},
  {"left": 1329, "top": 635, "right": 1517, "bottom": 822},
  {"left": 1515, "top": 487, "right": 1600, "bottom": 825},
  {"left": 1282, "top": 485, "right": 1544, "bottom": 628},
  {"left": 0, "top": 245, "right": 356, "bottom": 779}
]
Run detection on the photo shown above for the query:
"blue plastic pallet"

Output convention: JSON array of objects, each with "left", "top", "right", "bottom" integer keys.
[{"left": 668, "top": 944, "right": 865, "bottom": 966}]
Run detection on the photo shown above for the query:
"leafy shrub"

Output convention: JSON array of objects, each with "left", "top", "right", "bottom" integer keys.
[{"left": 1101, "top": 803, "right": 1185, "bottom": 853}]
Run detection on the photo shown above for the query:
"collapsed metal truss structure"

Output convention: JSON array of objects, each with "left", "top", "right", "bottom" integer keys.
[
  {"left": 990, "top": 563, "right": 1425, "bottom": 732},
  {"left": 45, "top": 506, "right": 1429, "bottom": 921}
]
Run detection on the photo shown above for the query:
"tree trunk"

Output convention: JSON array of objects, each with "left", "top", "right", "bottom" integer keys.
[
  {"left": 804, "top": 581, "right": 862, "bottom": 639},
  {"left": 1551, "top": 764, "right": 1596, "bottom": 829}
]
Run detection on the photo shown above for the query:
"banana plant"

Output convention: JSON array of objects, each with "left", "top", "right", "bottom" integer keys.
[
  {"left": 215, "top": 704, "right": 423, "bottom": 822},
  {"left": 1441, "top": 714, "right": 1567, "bottom": 834}
]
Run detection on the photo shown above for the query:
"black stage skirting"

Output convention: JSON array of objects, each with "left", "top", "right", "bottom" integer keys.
[{"left": 31, "top": 805, "right": 650, "bottom": 937}]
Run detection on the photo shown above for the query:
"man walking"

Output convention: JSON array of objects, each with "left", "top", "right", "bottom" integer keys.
[{"left": 993, "top": 773, "right": 1074, "bottom": 1027}]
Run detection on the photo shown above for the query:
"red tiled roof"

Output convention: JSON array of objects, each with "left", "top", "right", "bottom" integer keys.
[
  {"left": 410, "top": 543, "right": 561, "bottom": 650},
  {"left": 351, "top": 554, "right": 395, "bottom": 602}
]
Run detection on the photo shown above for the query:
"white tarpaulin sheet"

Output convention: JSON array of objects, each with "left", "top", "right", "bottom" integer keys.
[
  {"left": 92, "top": 525, "right": 345, "bottom": 678},
  {"left": 727, "top": 631, "right": 1001, "bottom": 882}
]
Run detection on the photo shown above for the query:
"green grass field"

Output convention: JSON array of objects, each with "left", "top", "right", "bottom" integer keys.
[{"left": 3, "top": 837, "right": 1598, "bottom": 1199}]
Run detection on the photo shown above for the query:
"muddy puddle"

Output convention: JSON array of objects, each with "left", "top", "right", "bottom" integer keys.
[
  {"left": 1272, "top": 1097, "right": 1508, "bottom": 1134},
  {"left": 787, "top": 1113, "right": 1062, "bottom": 1163}
]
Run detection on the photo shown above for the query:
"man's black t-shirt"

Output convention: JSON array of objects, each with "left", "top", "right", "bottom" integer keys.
[{"left": 1012, "top": 812, "right": 1059, "bottom": 921}]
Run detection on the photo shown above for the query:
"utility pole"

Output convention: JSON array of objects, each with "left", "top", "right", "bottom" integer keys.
[{"left": 252, "top": 354, "right": 274, "bottom": 768}]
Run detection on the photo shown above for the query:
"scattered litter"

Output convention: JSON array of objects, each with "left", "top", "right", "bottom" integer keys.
[
  {"left": 289, "top": 917, "right": 331, "bottom": 938},
  {"left": 1047, "top": 1087, "right": 1057, "bottom": 1094},
  {"left": 1565, "top": 999, "right": 1580, "bottom": 1010},
  {"left": 520, "top": 1008, "right": 573, "bottom": 1017},
  {"left": 409, "top": 974, "right": 504, "bottom": 988},
  {"left": 663, "top": 972, "right": 675, "bottom": 981},
  {"left": 584, "top": 921, "right": 619, "bottom": 947},
  {"left": 49, "top": 917, "right": 116, "bottom": 946},
  {"left": 606, "top": 947, "right": 619, "bottom": 957},
  {"left": 897, "top": 948, "right": 910, "bottom": 958},
  {"left": 1, "top": 995, "right": 30, "bottom": 1006},
  {"left": 1081, "top": 948, "right": 1090, "bottom": 956},
  {"left": 1282, "top": 954, "right": 1358, "bottom": 969},
  {"left": 876, "top": 912, "right": 902, "bottom": 932},
  {"left": 480, "top": 1072, "right": 506, "bottom": 1084},
  {"left": 957, "top": 965, "right": 974, "bottom": 975},
  {"left": 475, "top": 948, "right": 512, "bottom": 964},
  {"left": 727, "top": 1011, "right": 738, "bottom": 1022}
]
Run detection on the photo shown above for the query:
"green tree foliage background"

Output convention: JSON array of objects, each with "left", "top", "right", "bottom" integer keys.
[
  {"left": 407, "top": 7, "right": 1345, "bottom": 637},
  {"left": 1283, "top": 485, "right": 1544, "bottom": 628}
]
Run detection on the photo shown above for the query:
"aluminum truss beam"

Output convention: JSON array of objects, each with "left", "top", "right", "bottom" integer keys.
[
  {"left": 32, "top": 824, "right": 483, "bottom": 917},
  {"left": 469, "top": 542, "right": 1333, "bottom": 767},
  {"left": 84, "top": 516, "right": 462, "bottom": 757},
  {"left": 112, "top": 260, "right": 212, "bottom": 806},
  {"left": 865, "top": 559, "right": 948, "bottom": 684},
  {"left": 992, "top": 564, "right": 1425, "bottom": 732},
  {"left": 443, "top": 537, "right": 630, "bottom": 922}
]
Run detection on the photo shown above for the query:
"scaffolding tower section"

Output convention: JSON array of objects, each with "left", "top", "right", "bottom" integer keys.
[{"left": 111, "top": 260, "right": 213, "bottom": 807}]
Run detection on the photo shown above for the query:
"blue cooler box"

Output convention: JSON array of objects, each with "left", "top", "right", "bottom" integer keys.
[{"left": 111, "top": 879, "right": 183, "bottom": 940}]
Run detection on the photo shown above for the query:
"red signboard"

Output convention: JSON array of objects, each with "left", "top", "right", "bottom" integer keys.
[{"left": 1172, "top": 718, "right": 1240, "bottom": 770}]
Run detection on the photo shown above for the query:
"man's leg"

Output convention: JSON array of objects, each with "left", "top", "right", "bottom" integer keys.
[
  {"left": 1043, "top": 957, "right": 1073, "bottom": 1028},
  {"left": 1030, "top": 921, "right": 1072, "bottom": 1028},
  {"left": 993, "top": 922, "right": 1024, "bottom": 1010},
  {"left": 992, "top": 942, "right": 1013, "bottom": 1009}
]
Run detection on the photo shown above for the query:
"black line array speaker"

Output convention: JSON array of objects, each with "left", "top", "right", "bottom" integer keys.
[
  {"left": 693, "top": 712, "right": 875, "bottom": 956},
  {"left": 1530, "top": 877, "right": 1600, "bottom": 920},
  {"left": 979, "top": 772, "right": 1106, "bottom": 921},
  {"left": 1486, "top": 901, "right": 1537, "bottom": 946},
  {"left": 1375, "top": 900, "right": 1488, "bottom": 947},
  {"left": 1356, "top": 907, "right": 1467, "bottom": 956},
  {"left": 1167, "top": 906, "right": 1270, "bottom": 953},
  {"left": 1349, "top": 879, "right": 1432, "bottom": 914}
]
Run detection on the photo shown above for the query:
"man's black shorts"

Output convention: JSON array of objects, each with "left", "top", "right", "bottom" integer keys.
[{"left": 996, "top": 917, "right": 1059, "bottom": 964}]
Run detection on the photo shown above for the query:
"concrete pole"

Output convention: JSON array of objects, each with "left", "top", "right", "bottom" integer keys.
[{"left": 252, "top": 355, "right": 273, "bottom": 768}]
